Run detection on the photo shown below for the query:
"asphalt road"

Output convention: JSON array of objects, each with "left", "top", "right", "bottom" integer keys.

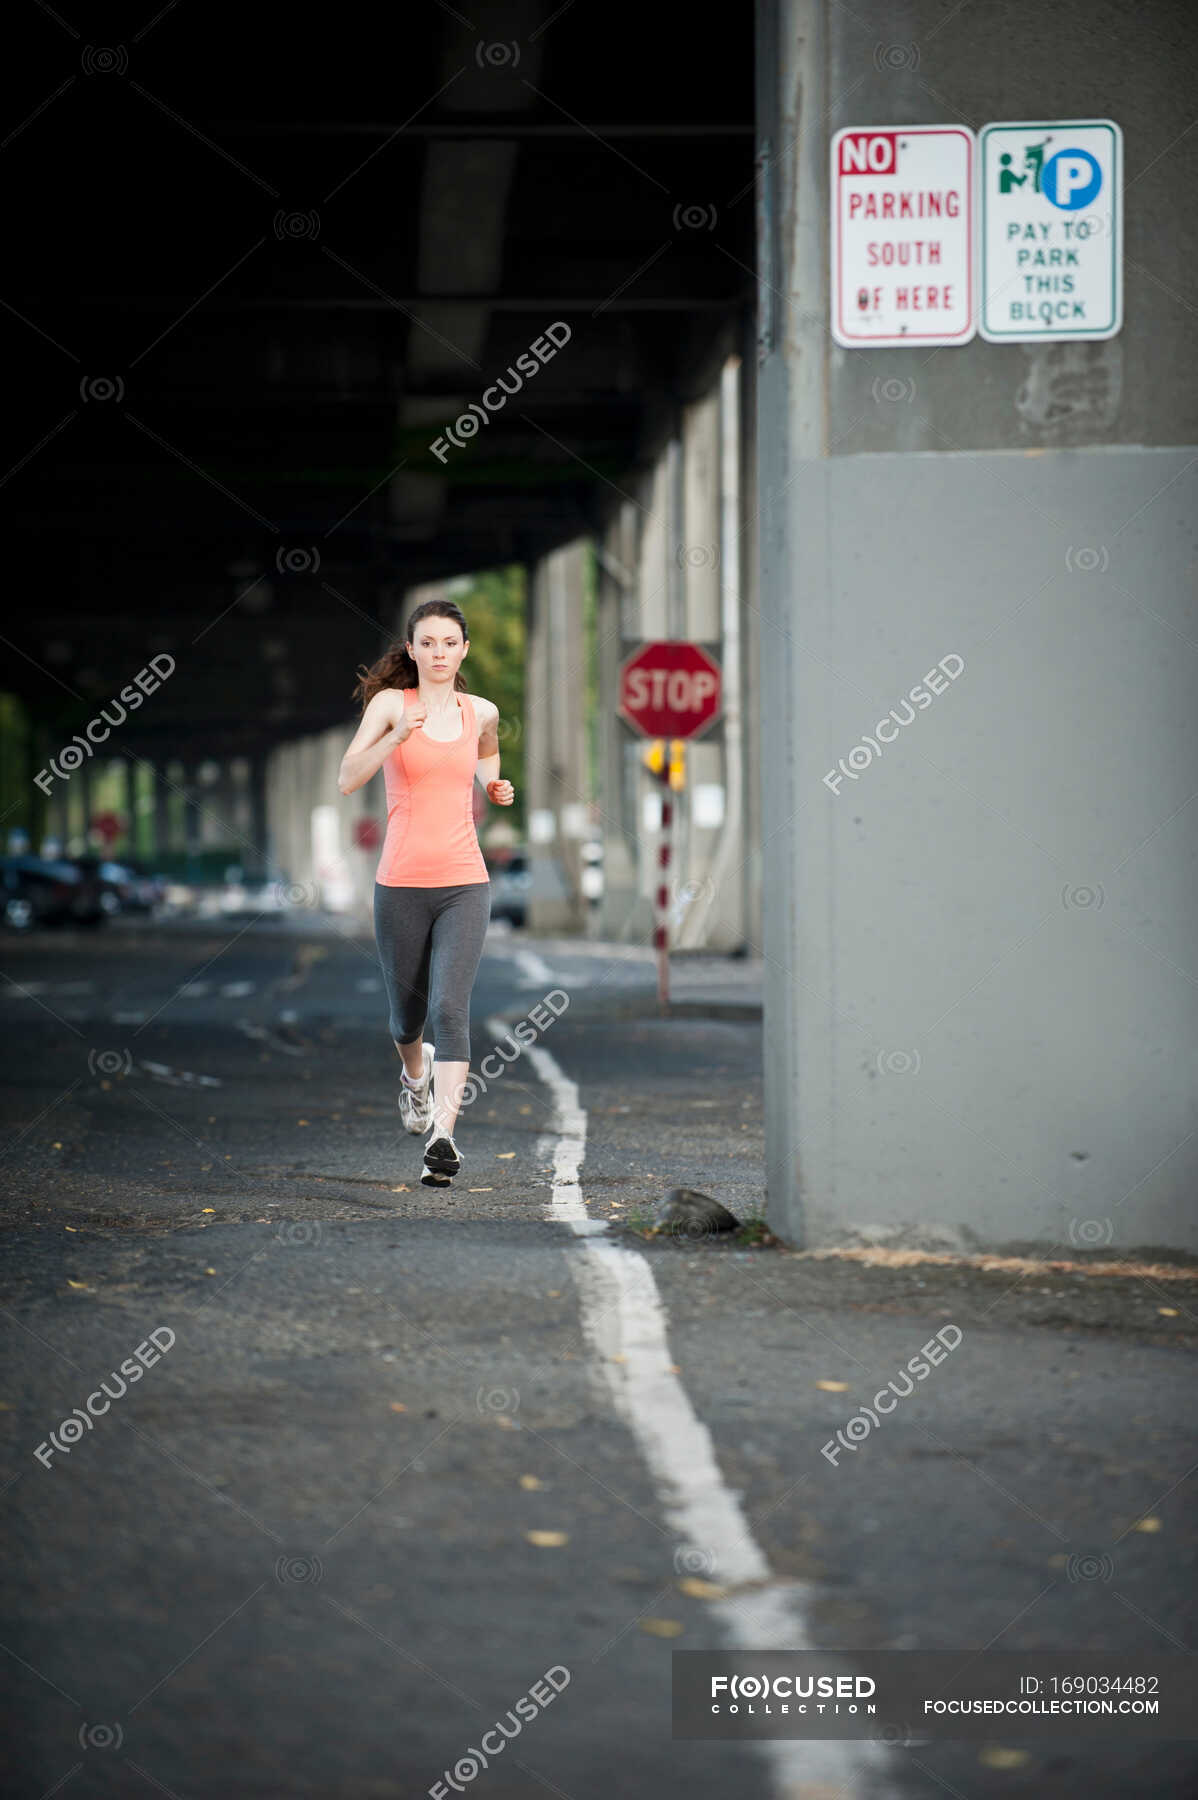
[{"left": 1, "top": 913, "right": 1194, "bottom": 1799}]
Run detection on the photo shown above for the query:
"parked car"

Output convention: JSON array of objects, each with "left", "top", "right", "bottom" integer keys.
[
  {"left": 67, "top": 856, "right": 167, "bottom": 916},
  {"left": 487, "top": 850, "right": 530, "bottom": 926},
  {"left": 0, "top": 855, "right": 104, "bottom": 929}
]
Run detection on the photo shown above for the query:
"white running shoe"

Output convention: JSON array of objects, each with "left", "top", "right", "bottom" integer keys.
[
  {"left": 398, "top": 1043, "right": 435, "bottom": 1135},
  {"left": 421, "top": 1130, "right": 462, "bottom": 1186}
]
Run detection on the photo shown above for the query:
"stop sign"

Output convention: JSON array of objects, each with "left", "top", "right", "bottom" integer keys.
[{"left": 618, "top": 641, "right": 722, "bottom": 739}]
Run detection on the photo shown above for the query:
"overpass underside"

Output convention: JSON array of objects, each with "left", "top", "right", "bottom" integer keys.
[{"left": 3, "top": 0, "right": 1195, "bottom": 1252}]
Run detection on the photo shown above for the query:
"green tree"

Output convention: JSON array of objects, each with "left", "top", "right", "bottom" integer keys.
[{"left": 447, "top": 564, "right": 527, "bottom": 835}]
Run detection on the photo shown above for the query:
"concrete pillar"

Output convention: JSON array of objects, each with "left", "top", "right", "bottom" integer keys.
[
  {"left": 26, "top": 719, "right": 47, "bottom": 855},
  {"left": 739, "top": 314, "right": 763, "bottom": 951},
  {"left": 677, "top": 381, "right": 743, "bottom": 951},
  {"left": 181, "top": 761, "right": 202, "bottom": 868},
  {"left": 247, "top": 754, "right": 270, "bottom": 881},
  {"left": 122, "top": 757, "right": 139, "bottom": 859},
  {"left": 526, "top": 543, "right": 588, "bottom": 933},
  {"left": 49, "top": 781, "right": 70, "bottom": 859},
  {"left": 76, "top": 756, "right": 93, "bottom": 853},
  {"left": 153, "top": 760, "right": 172, "bottom": 859},
  {"left": 595, "top": 505, "right": 640, "bottom": 935},
  {"left": 758, "top": 0, "right": 1198, "bottom": 1253}
]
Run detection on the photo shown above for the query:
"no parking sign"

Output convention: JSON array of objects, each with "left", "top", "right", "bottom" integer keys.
[{"left": 979, "top": 120, "right": 1122, "bottom": 340}]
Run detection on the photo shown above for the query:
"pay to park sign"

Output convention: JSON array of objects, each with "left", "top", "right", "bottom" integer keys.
[{"left": 979, "top": 119, "right": 1122, "bottom": 340}]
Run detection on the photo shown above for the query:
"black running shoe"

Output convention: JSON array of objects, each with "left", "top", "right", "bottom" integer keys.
[{"left": 421, "top": 1131, "right": 462, "bottom": 1186}]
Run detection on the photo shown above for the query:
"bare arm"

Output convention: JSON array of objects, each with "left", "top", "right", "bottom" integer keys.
[
  {"left": 474, "top": 701, "right": 514, "bottom": 805},
  {"left": 475, "top": 703, "right": 500, "bottom": 789},
  {"left": 338, "top": 690, "right": 407, "bottom": 796}
]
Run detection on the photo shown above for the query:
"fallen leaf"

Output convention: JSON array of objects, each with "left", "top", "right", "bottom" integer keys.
[
  {"left": 204, "top": 1267, "right": 217, "bottom": 1275},
  {"left": 639, "top": 1618, "right": 684, "bottom": 1637},
  {"left": 978, "top": 1747, "right": 1029, "bottom": 1770},
  {"left": 467, "top": 1187, "right": 494, "bottom": 1192},
  {"left": 1132, "top": 1516, "right": 1162, "bottom": 1533},
  {"left": 677, "top": 1577, "right": 727, "bottom": 1599},
  {"left": 815, "top": 1379, "right": 849, "bottom": 1391},
  {"left": 496, "top": 1152, "right": 516, "bottom": 1159},
  {"left": 64, "top": 1226, "right": 77, "bottom": 1232},
  {"left": 297, "top": 1120, "right": 309, "bottom": 1127},
  {"left": 391, "top": 1185, "right": 411, "bottom": 1192},
  {"left": 525, "top": 1530, "right": 568, "bottom": 1547},
  {"left": 389, "top": 1403, "right": 407, "bottom": 1413},
  {"left": 1158, "top": 1307, "right": 1179, "bottom": 1317},
  {"left": 519, "top": 1474, "right": 544, "bottom": 1490},
  {"left": 519, "top": 1105, "right": 532, "bottom": 1114},
  {"left": 66, "top": 1279, "right": 90, "bottom": 1290},
  {"left": 202, "top": 1208, "right": 215, "bottom": 1214},
  {"left": 52, "top": 1142, "right": 62, "bottom": 1149}
]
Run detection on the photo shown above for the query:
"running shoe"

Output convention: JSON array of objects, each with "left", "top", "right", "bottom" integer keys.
[
  {"left": 421, "top": 1130, "right": 462, "bottom": 1186},
  {"left": 398, "top": 1043, "right": 435, "bottom": 1135}
]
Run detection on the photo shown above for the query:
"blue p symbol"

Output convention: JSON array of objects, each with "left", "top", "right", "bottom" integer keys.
[{"left": 1042, "top": 148, "right": 1102, "bottom": 210}]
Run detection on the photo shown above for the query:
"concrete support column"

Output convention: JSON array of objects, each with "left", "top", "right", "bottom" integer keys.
[
  {"left": 122, "top": 757, "right": 139, "bottom": 859},
  {"left": 153, "top": 760, "right": 173, "bottom": 859},
  {"left": 739, "top": 314, "right": 763, "bottom": 951},
  {"left": 49, "top": 781, "right": 70, "bottom": 858},
  {"left": 677, "top": 381, "right": 743, "bottom": 951},
  {"left": 26, "top": 719, "right": 47, "bottom": 855},
  {"left": 248, "top": 754, "right": 270, "bottom": 881},
  {"left": 526, "top": 543, "right": 588, "bottom": 933},
  {"left": 758, "top": 0, "right": 1198, "bottom": 1253},
  {"left": 180, "top": 761, "right": 202, "bottom": 868},
  {"left": 595, "top": 505, "right": 640, "bottom": 935},
  {"left": 76, "top": 757, "right": 93, "bottom": 854}
]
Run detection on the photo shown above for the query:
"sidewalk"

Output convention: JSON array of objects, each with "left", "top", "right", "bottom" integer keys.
[{"left": 490, "top": 924, "right": 765, "bottom": 1017}]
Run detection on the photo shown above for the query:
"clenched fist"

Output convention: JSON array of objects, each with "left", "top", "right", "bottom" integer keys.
[{"left": 486, "top": 779, "right": 515, "bottom": 806}]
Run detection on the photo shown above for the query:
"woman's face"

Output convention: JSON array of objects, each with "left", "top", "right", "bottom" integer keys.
[{"left": 407, "top": 619, "right": 467, "bottom": 681}]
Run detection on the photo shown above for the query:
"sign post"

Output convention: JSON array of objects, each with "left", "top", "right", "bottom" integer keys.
[
  {"left": 830, "top": 124, "right": 976, "bottom": 348},
  {"left": 618, "top": 642, "right": 722, "bottom": 1006},
  {"left": 979, "top": 119, "right": 1122, "bottom": 341}
]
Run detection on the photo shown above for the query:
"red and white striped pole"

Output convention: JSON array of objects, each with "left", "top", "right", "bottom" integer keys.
[{"left": 655, "top": 761, "right": 671, "bottom": 1006}]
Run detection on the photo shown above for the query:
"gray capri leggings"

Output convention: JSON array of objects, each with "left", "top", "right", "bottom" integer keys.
[{"left": 373, "top": 881, "right": 491, "bottom": 1064}]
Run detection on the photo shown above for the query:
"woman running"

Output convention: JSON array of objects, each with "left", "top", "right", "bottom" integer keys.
[{"left": 338, "top": 599, "right": 514, "bottom": 1187}]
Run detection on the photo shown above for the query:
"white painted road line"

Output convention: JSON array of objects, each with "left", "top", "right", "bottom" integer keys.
[
  {"left": 512, "top": 948, "right": 556, "bottom": 987},
  {"left": 137, "top": 1060, "right": 223, "bottom": 1089},
  {"left": 487, "top": 1010, "right": 892, "bottom": 1799}
]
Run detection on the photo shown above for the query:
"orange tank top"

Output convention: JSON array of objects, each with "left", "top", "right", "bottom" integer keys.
[{"left": 375, "top": 688, "right": 490, "bottom": 887}]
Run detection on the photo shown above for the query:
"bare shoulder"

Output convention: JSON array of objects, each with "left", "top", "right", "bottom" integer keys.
[
  {"left": 367, "top": 686, "right": 406, "bottom": 724},
  {"left": 470, "top": 694, "right": 500, "bottom": 727}
]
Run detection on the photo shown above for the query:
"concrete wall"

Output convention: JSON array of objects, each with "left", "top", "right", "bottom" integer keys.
[{"left": 757, "top": 0, "right": 1198, "bottom": 1251}]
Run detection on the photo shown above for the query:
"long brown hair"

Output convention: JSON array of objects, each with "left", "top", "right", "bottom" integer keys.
[{"left": 352, "top": 599, "right": 470, "bottom": 712}]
